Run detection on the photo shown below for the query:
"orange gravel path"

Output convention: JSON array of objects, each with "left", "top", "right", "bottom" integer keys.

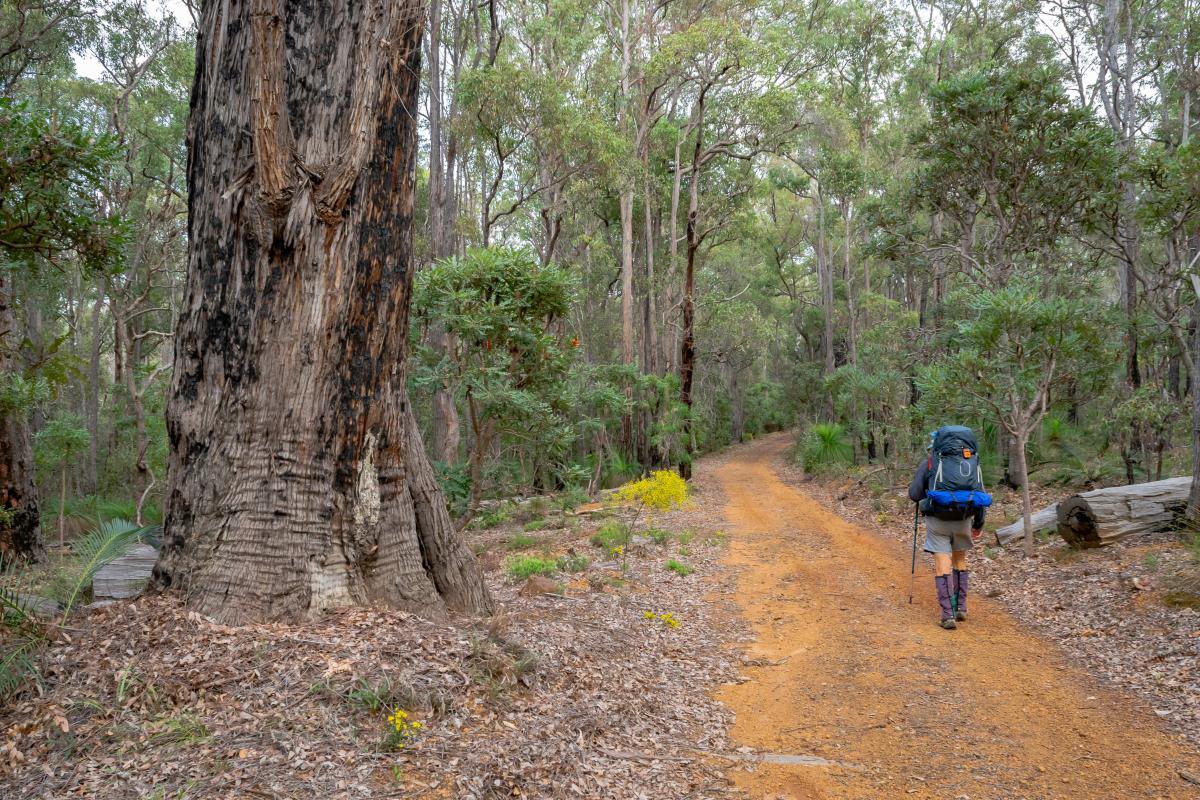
[{"left": 711, "top": 434, "right": 1200, "bottom": 799}]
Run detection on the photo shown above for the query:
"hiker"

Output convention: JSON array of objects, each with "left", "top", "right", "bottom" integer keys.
[{"left": 908, "top": 426, "right": 991, "bottom": 630}]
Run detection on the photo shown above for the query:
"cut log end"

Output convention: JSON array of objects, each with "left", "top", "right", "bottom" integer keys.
[{"left": 1057, "top": 497, "right": 1103, "bottom": 548}]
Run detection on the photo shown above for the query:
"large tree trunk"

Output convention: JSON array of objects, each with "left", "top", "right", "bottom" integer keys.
[
  {"left": 154, "top": 0, "right": 491, "bottom": 624},
  {"left": 0, "top": 272, "right": 42, "bottom": 565}
]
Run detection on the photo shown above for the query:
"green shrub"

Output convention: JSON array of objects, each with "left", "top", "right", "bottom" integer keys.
[
  {"left": 557, "top": 487, "right": 590, "bottom": 512},
  {"left": 589, "top": 521, "right": 629, "bottom": 551},
  {"left": 505, "top": 555, "right": 557, "bottom": 580},
  {"left": 646, "top": 528, "right": 672, "bottom": 545},
  {"left": 665, "top": 559, "right": 693, "bottom": 576},
  {"left": 477, "top": 502, "right": 515, "bottom": 528},
  {"left": 801, "top": 423, "right": 854, "bottom": 473},
  {"left": 522, "top": 519, "right": 547, "bottom": 532},
  {"left": 505, "top": 532, "right": 545, "bottom": 551},
  {"left": 556, "top": 553, "right": 590, "bottom": 572}
]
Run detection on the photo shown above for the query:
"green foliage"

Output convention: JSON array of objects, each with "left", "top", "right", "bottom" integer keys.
[
  {"left": 414, "top": 247, "right": 580, "bottom": 509},
  {"left": 912, "top": 64, "right": 1116, "bottom": 276},
  {"left": 505, "top": 555, "right": 557, "bottom": 580},
  {"left": 434, "top": 462, "right": 471, "bottom": 518},
  {"left": 665, "top": 559, "right": 694, "bottom": 577},
  {"left": 801, "top": 423, "right": 855, "bottom": 473},
  {"left": 589, "top": 522, "right": 630, "bottom": 551},
  {"left": 505, "top": 532, "right": 545, "bottom": 551},
  {"left": 57, "top": 519, "right": 159, "bottom": 616},
  {"left": 555, "top": 552, "right": 590, "bottom": 573},
  {"left": 646, "top": 528, "right": 672, "bottom": 545},
  {"left": 0, "top": 373, "right": 50, "bottom": 414},
  {"left": 0, "top": 99, "right": 127, "bottom": 276},
  {"left": 476, "top": 502, "right": 516, "bottom": 529},
  {"left": 918, "top": 282, "right": 1111, "bottom": 449},
  {"left": 34, "top": 412, "right": 89, "bottom": 478}
]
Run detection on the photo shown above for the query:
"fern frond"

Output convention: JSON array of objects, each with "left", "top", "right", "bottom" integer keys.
[
  {"left": 0, "top": 634, "right": 43, "bottom": 698},
  {"left": 0, "top": 585, "right": 34, "bottom": 628},
  {"left": 60, "top": 519, "right": 159, "bottom": 618}
]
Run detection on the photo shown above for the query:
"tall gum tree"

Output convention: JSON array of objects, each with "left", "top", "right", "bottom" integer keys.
[{"left": 154, "top": 0, "right": 492, "bottom": 624}]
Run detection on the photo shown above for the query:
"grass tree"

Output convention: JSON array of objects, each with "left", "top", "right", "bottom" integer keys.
[{"left": 919, "top": 284, "right": 1111, "bottom": 556}]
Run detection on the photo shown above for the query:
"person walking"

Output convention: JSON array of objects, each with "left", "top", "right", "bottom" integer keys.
[{"left": 908, "top": 427, "right": 990, "bottom": 630}]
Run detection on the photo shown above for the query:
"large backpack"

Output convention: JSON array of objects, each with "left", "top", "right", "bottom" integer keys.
[{"left": 922, "top": 426, "right": 992, "bottom": 521}]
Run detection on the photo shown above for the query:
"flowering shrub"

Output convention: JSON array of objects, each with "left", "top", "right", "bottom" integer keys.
[
  {"left": 384, "top": 708, "right": 423, "bottom": 750},
  {"left": 642, "top": 610, "right": 680, "bottom": 629},
  {"left": 613, "top": 470, "right": 689, "bottom": 512},
  {"left": 602, "top": 471, "right": 690, "bottom": 570}
]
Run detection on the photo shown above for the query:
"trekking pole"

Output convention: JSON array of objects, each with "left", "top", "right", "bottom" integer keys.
[{"left": 907, "top": 503, "right": 919, "bottom": 604}]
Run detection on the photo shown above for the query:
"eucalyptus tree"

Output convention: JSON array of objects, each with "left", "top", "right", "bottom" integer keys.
[{"left": 155, "top": 0, "right": 491, "bottom": 623}]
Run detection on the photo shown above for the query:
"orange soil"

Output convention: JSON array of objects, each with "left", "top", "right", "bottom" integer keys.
[{"left": 711, "top": 434, "right": 1200, "bottom": 800}]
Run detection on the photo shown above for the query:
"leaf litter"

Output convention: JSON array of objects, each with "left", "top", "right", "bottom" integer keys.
[{"left": 0, "top": 461, "right": 749, "bottom": 799}]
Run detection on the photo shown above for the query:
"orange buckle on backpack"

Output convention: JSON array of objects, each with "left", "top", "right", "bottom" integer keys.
[{"left": 963, "top": 449, "right": 972, "bottom": 458}]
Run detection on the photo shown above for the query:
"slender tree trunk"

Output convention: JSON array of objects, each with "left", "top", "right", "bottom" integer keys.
[
  {"left": 620, "top": 190, "right": 636, "bottom": 454},
  {"left": 113, "top": 304, "right": 151, "bottom": 497},
  {"left": 154, "top": 0, "right": 491, "bottom": 624},
  {"left": 58, "top": 466, "right": 67, "bottom": 549},
  {"left": 85, "top": 278, "right": 105, "bottom": 494},
  {"left": 1014, "top": 428, "right": 1034, "bottom": 557},
  {"left": 665, "top": 136, "right": 684, "bottom": 376},
  {"left": 815, "top": 180, "right": 833, "bottom": 377},
  {"left": 642, "top": 157, "right": 658, "bottom": 377},
  {"left": 0, "top": 271, "right": 42, "bottom": 565},
  {"left": 728, "top": 363, "right": 745, "bottom": 443},
  {"left": 843, "top": 201, "right": 857, "bottom": 366},
  {"left": 679, "top": 107, "right": 704, "bottom": 479},
  {"left": 426, "top": 0, "right": 460, "bottom": 466}
]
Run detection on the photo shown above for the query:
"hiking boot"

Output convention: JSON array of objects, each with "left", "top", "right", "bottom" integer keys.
[
  {"left": 953, "top": 568, "right": 969, "bottom": 622},
  {"left": 934, "top": 574, "right": 956, "bottom": 629}
]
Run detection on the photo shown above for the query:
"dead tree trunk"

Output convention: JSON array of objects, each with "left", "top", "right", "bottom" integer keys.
[
  {"left": 154, "top": 0, "right": 491, "bottom": 624},
  {"left": 1057, "top": 476, "right": 1191, "bottom": 548}
]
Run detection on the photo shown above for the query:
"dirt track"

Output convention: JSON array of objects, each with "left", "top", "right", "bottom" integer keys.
[{"left": 711, "top": 433, "right": 1200, "bottom": 799}]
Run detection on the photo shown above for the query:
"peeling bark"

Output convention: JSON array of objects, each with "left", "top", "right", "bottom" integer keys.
[{"left": 155, "top": 0, "right": 491, "bottom": 624}]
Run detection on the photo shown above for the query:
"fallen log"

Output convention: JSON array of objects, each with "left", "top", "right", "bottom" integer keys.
[
  {"left": 93, "top": 543, "right": 158, "bottom": 600},
  {"left": 995, "top": 504, "right": 1059, "bottom": 545},
  {"left": 1056, "top": 476, "right": 1191, "bottom": 548}
]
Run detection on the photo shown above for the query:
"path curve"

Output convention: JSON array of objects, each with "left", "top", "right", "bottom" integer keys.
[{"left": 711, "top": 433, "right": 1200, "bottom": 799}]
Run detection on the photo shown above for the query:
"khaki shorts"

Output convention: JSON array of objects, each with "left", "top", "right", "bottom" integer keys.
[{"left": 923, "top": 515, "right": 974, "bottom": 554}]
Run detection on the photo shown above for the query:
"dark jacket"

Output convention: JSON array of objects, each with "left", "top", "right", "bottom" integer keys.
[{"left": 908, "top": 456, "right": 986, "bottom": 529}]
